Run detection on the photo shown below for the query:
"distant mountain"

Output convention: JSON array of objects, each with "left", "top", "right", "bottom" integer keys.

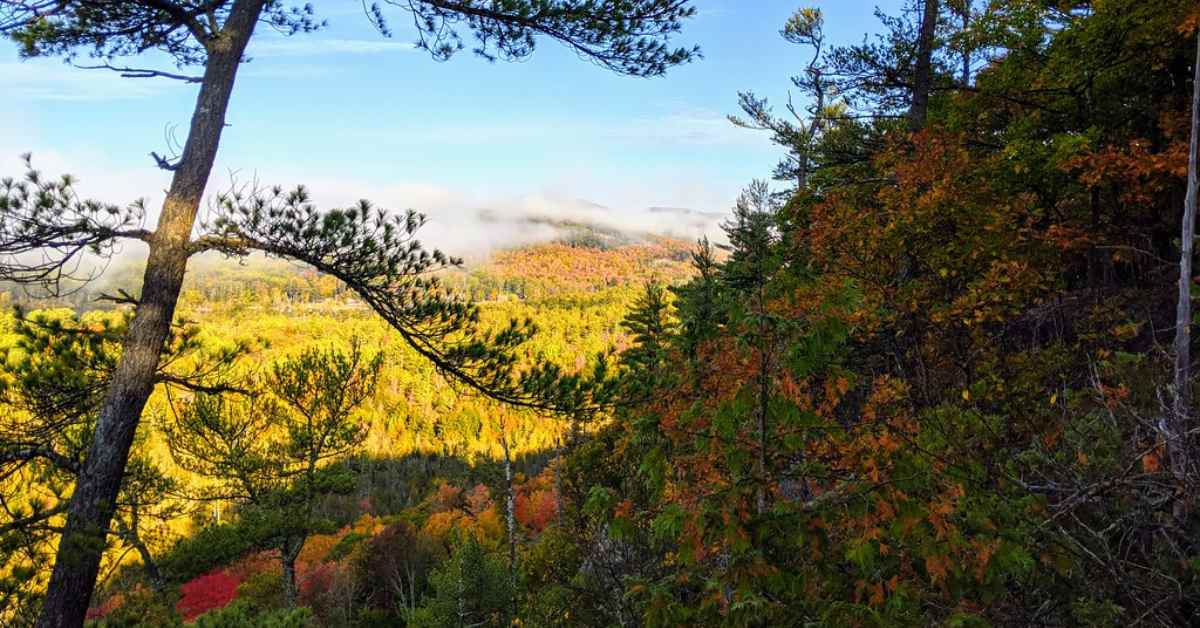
[{"left": 474, "top": 199, "right": 723, "bottom": 252}]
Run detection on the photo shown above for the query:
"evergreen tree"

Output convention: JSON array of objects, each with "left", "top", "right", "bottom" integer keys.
[
  {"left": 0, "top": 310, "right": 234, "bottom": 624},
  {"left": 719, "top": 181, "right": 787, "bottom": 515},
  {"left": 617, "top": 282, "right": 675, "bottom": 396},
  {"left": 413, "top": 535, "right": 512, "bottom": 628},
  {"left": 163, "top": 340, "right": 383, "bottom": 607},
  {"left": 671, "top": 237, "right": 722, "bottom": 366}
]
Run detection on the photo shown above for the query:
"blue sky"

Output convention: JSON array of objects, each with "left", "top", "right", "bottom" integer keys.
[{"left": 1, "top": 0, "right": 901, "bottom": 251}]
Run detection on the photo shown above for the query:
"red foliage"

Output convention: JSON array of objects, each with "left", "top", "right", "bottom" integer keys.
[
  {"left": 515, "top": 488, "right": 558, "bottom": 532},
  {"left": 298, "top": 561, "right": 340, "bottom": 607},
  {"left": 176, "top": 569, "right": 242, "bottom": 621},
  {"left": 465, "top": 483, "right": 491, "bottom": 515}
]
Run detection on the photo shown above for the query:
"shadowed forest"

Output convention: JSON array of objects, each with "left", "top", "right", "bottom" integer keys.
[{"left": 3, "top": 1, "right": 1200, "bottom": 627}]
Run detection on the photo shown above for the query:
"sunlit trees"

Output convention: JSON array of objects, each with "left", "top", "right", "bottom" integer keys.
[
  {"left": 0, "top": 1, "right": 699, "bottom": 623},
  {"left": 0, "top": 309, "right": 237, "bottom": 624}
]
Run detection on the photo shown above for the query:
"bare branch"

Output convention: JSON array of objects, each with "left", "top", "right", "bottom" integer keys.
[
  {"left": 150, "top": 151, "right": 180, "bottom": 171},
  {"left": 95, "top": 288, "right": 142, "bottom": 307},
  {"left": 72, "top": 62, "right": 203, "bottom": 83}
]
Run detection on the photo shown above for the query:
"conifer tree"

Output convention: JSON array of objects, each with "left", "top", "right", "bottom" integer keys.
[
  {"left": 671, "top": 237, "right": 721, "bottom": 366},
  {"left": 617, "top": 282, "right": 674, "bottom": 396},
  {"left": 730, "top": 8, "right": 834, "bottom": 190},
  {"left": 719, "top": 181, "right": 785, "bottom": 514},
  {"left": 163, "top": 340, "right": 383, "bottom": 607},
  {"left": 0, "top": 309, "right": 233, "bottom": 623}
]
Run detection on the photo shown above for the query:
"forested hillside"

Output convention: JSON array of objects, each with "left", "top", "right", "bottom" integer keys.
[
  {"left": 3, "top": 0, "right": 1200, "bottom": 627},
  {"left": 0, "top": 231, "right": 700, "bottom": 625}
]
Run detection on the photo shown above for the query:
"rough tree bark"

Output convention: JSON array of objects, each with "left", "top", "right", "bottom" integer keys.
[
  {"left": 909, "top": 0, "right": 941, "bottom": 131},
  {"left": 1171, "top": 28, "right": 1200, "bottom": 492},
  {"left": 282, "top": 538, "right": 301, "bottom": 607},
  {"left": 36, "top": 2, "right": 266, "bottom": 625}
]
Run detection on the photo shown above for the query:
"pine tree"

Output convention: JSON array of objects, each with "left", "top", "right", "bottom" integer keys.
[
  {"left": 671, "top": 237, "right": 722, "bottom": 367},
  {"left": 719, "top": 181, "right": 785, "bottom": 515},
  {"left": 618, "top": 283, "right": 675, "bottom": 397},
  {"left": 163, "top": 339, "right": 383, "bottom": 607},
  {"left": 730, "top": 8, "right": 835, "bottom": 190},
  {"left": 0, "top": 309, "right": 229, "bottom": 622},
  {"left": 414, "top": 535, "right": 512, "bottom": 628}
]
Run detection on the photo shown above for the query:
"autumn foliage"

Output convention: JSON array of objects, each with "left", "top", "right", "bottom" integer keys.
[{"left": 176, "top": 570, "right": 242, "bottom": 621}]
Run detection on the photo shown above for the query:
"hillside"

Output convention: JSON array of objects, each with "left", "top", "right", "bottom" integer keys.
[{"left": 0, "top": 229, "right": 703, "bottom": 624}]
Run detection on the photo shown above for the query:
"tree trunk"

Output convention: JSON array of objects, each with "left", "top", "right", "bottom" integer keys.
[
  {"left": 554, "top": 432, "right": 565, "bottom": 524},
  {"left": 959, "top": 0, "right": 971, "bottom": 86},
  {"left": 501, "top": 432, "right": 518, "bottom": 622},
  {"left": 137, "top": 543, "right": 165, "bottom": 594},
  {"left": 756, "top": 287, "right": 770, "bottom": 516},
  {"left": 36, "top": 4, "right": 264, "bottom": 626},
  {"left": 282, "top": 538, "right": 302, "bottom": 607},
  {"left": 909, "top": 0, "right": 941, "bottom": 131},
  {"left": 1171, "top": 29, "right": 1200, "bottom": 493},
  {"left": 115, "top": 513, "right": 164, "bottom": 593}
]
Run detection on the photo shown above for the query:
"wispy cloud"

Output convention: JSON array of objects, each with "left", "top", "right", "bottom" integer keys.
[
  {"left": 332, "top": 107, "right": 769, "bottom": 150},
  {"left": 614, "top": 108, "right": 758, "bottom": 146},
  {"left": 0, "top": 36, "right": 415, "bottom": 100},
  {"left": 0, "top": 60, "right": 172, "bottom": 102},
  {"left": 247, "top": 37, "right": 416, "bottom": 57}
]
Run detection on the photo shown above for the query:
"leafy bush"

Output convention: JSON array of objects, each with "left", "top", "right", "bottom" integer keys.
[
  {"left": 87, "top": 586, "right": 180, "bottom": 628},
  {"left": 159, "top": 520, "right": 270, "bottom": 585},
  {"left": 192, "top": 601, "right": 311, "bottom": 628}
]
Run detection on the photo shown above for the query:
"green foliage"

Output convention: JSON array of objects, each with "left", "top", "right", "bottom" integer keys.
[
  {"left": 87, "top": 587, "right": 180, "bottom": 628},
  {"left": 412, "top": 535, "right": 513, "bottom": 628},
  {"left": 0, "top": 157, "right": 145, "bottom": 294},
  {"left": 158, "top": 521, "right": 270, "bottom": 585},
  {"left": 9, "top": 3, "right": 1200, "bottom": 626},
  {"left": 374, "top": 0, "right": 699, "bottom": 77},
  {"left": 531, "top": 3, "right": 1200, "bottom": 626},
  {"left": 191, "top": 601, "right": 311, "bottom": 628}
]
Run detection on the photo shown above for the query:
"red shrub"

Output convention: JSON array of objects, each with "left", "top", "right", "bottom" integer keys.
[{"left": 176, "top": 569, "right": 242, "bottom": 621}]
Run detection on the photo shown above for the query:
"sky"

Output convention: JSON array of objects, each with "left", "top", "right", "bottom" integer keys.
[{"left": 0, "top": 0, "right": 902, "bottom": 253}]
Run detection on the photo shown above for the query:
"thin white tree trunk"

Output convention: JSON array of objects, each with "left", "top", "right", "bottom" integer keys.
[
  {"left": 500, "top": 427, "right": 518, "bottom": 622},
  {"left": 1171, "top": 29, "right": 1200, "bottom": 489}
]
